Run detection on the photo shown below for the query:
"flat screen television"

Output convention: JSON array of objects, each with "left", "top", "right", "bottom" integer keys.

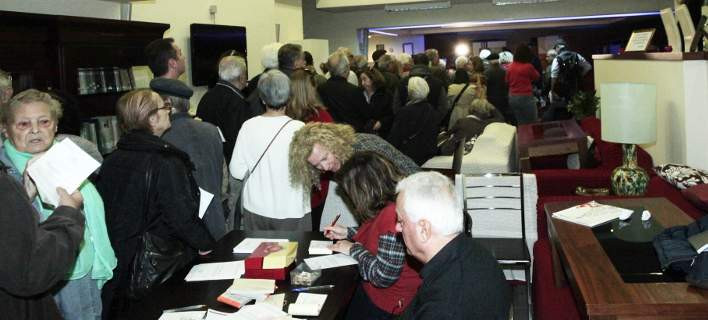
[{"left": 190, "top": 23, "right": 247, "bottom": 87}]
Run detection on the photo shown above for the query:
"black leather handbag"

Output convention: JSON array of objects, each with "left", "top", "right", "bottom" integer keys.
[{"left": 127, "top": 158, "right": 194, "bottom": 299}]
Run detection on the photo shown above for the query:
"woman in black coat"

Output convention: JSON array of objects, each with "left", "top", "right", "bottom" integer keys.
[
  {"left": 96, "top": 89, "right": 215, "bottom": 318},
  {"left": 387, "top": 76, "right": 440, "bottom": 165},
  {"left": 360, "top": 68, "right": 394, "bottom": 138}
]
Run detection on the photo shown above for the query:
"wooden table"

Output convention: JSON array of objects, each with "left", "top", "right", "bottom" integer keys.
[
  {"left": 545, "top": 198, "right": 708, "bottom": 319},
  {"left": 516, "top": 119, "right": 588, "bottom": 171},
  {"left": 129, "top": 231, "right": 359, "bottom": 319}
]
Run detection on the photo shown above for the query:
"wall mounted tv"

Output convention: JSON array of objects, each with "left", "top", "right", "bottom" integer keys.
[{"left": 190, "top": 23, "right": 247, "bottom": 87}]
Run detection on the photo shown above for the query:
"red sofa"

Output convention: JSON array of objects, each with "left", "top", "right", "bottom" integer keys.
[{"left": 530, "top": 117, "right": 706, "bottom": 320}]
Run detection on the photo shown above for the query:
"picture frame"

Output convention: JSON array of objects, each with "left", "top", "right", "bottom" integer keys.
[
  {"left": 625, "top": 28, "right": 656, "bottom": 52},
  {"left": 402, "top": 42, "right": 414, "bottom": 54}
]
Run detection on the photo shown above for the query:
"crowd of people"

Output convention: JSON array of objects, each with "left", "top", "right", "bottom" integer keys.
[{"left": 0, "top": 37, "right": 595, "bottom": 319}]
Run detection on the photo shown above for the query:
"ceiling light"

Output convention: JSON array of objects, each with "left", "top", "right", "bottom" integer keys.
[
  {"left": 493, "top": 0, "right": 560, "bottom": 5},
  {"left": 384, "top": 1, "right": 451, "bottom": 12},
  {"left": 369, "top": 30, "right": 399, "bottom": 37},
  {"left": 454, "top": 43, "right": 470, "bottom": 56}
]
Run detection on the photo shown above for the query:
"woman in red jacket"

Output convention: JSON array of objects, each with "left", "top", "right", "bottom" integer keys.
[
  {"left": 325, "top": 151, "right": 421, "bottom": 319},
  {"left": 505, "top": 44, "right": 540, "bottom": 125}
]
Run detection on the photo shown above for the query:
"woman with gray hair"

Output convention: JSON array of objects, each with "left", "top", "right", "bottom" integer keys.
[
  {"left": 229, "top": 70, "right": 311, "bottom": 231},
  {"left": 386, "top": 77, "right": 440, "bottom": 165}
]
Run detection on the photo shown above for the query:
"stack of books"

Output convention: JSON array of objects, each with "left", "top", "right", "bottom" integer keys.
[
  {"left": 217, "top": 278, "right": 276, "bottom": 308},
  {"left": 244, "top": 242, "right": 298, "bottom": 280}
]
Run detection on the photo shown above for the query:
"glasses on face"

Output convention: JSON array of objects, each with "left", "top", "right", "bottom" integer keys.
[
  {"left": 155, "top": 106, "right": 172, "bottom": 114},
  {"left": 14, "top": 118, "right": 54, "bottom": 131}
]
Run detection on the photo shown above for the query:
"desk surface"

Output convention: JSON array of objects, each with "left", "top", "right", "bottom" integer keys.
[
  {"left": 516, "top": 120, "right": 588, "bottom": 171},
  {"left": 130, "top": 231, "right": 358, "bottom": 319},
  {"left": 546, "top": 197, "right": 708, "bottom": 320}
]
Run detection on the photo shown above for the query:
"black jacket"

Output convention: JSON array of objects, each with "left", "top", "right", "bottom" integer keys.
[
  {"left": 0, "top": 164, "right": 85, "bottom": 320},
  {"left": 196, "top": 80, "right": 253, "bottom": 162},
  {"left": 402, "top": 234, "right": 511, "bottom": 320},
  {"left": 366, "top": 88, "right": 394, "bottom": 138},
  {"left": 318, "top": 75, "right": 372, "bottom": 132},
  {"left": 96, "top": 131, "right": 215, "bottom": 292},
  {"left": 396, "top": 65, "right": 446, "bottom": 116},
  {"left": 387, "top": 100, "right": 440, "bottom": 166},
  {"left": 485, "top": 65, "right": 510, "bottom": 118}
]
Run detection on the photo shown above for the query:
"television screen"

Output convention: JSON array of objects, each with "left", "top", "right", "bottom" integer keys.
[{"left": 190, "top": 23, "right": 247, "bottom": 87}]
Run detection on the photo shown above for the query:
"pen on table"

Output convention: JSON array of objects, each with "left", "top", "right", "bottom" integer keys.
[
  {"left": 291, "top": 284, "right": 335, "bottom": 292},
  {"left": 325, "top": 214, "right": 341, "bottom": 236}
]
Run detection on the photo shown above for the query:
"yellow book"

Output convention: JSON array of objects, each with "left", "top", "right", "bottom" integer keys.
[{"left": 262, "top": 242, "right": 298, "bottom": 269}]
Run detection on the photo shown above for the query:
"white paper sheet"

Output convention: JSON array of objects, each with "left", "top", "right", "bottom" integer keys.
[
  {"left": 232, "top": 304, "right": 291, "bottom": 320},
  {"left": 308, "top": 240, "right": 333, "bottom": 255},
  {"left": 158, "top": 311, "right": 206, "bottom": 320},
  {"left": 204, "top": 309, "right": 237, "bottom": 320},
  {"left": 288, "top": 294, "right": 327, "bottom": 317},
  {"left": 256, "top": 293, "right": 286, "bottom": 309},
  {"left": 198, "top": 187, "right": 214, "bottom": 219},
  {"left": 233, "top": 238, "right": 289, "bottom": 254},
  {"left": 304, "top": 253, "right": 358, "bottom": 270},
  {"left": 26, "top": 138, "right": 100, "bottom": 207},
  {"left": 552, "top": 201, "right": 633, "bottom": 228},
  {"left": 184, "top": 261, "right": 244, "bottom": 282}
]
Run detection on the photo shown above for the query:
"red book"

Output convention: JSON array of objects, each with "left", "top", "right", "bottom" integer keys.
[{"left": 243, "top": 264, "right": 294, "bottom": 281}]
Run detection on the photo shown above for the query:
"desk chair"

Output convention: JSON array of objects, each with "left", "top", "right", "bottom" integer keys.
[{"left": 458, "top": 173, "right": 532, "bottom": 319}]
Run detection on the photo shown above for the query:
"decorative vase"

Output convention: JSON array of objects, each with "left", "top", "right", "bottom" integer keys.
[{"left": 610, "top": 144, "right": 649, "bottom": 196}]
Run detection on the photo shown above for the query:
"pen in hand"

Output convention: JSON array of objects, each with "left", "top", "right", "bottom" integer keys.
[{"left": 324, "top": 214, "right": 341, "bottom": 237}]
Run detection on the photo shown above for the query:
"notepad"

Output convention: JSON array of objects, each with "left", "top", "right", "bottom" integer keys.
[
  {"left": 26, "top": 138, "right": 101, "bottom": 207},
  {"left": 231, "top": 278, "right": 276, "bottom": 297},
  {"left": 308, "top": 240, "right": 333, "bottom": 255},
  {"left": 256, "top": 293, "right": 285, "bottom": 309},
  {"left": 233, "top": 238, "right": 289, "bottom": 254},
  {"left": 184, "top": 261, "right": 244, "bottom": 282},
  {"left": 288, "top": 293, "right": 327, "bottom": 316},
  {"left": 304, "top": 253, "right": 358, "bottom": 270},
  {"left": 552, "top": 201, "right": 633, "bottom": 228}
]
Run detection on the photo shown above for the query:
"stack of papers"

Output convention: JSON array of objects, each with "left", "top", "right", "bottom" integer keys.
[
  {"left": 552, "top": 201, "right": 633, "bottom": 227},
  {"left": 158, "top": 311, "right": 206, "bottom": 320},
  {"left": 288, "top": 293, "right": 328, "bottom": 317},
  {"left": 184, "top": 261, "right": 245, "bottom": 282},
  {"left": 308, "top": 240, "right": 333, "bottom": 255},
  {"left": 304, "top": 253, "right": 358, "bottom": 270},
  {"left": 233, "top": 238, "right": 288, "bottom": 254}
]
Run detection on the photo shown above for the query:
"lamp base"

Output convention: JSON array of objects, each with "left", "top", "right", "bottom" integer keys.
[{"left": 610, "top": 144, "right": 649, "bottom": 196}]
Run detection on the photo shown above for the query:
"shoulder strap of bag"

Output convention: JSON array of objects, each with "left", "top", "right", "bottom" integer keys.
[
  {"left": 249, "top": 119, "right": 293, "bottom": 176},
  {"left": 451, "top": 83, "right": 471, "bottom": 109}
]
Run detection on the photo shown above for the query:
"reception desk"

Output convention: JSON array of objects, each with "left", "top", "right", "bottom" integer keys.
[{"left": 593, "top": 52, "right": 708, "bottom": 170}]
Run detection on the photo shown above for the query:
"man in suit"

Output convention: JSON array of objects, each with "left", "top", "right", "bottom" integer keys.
[
  {"left": 317, "top": 51, "right": 372, "bottom": 132},
  {"left": 151, "top": 78, "right": 227, "bottom": 240}
]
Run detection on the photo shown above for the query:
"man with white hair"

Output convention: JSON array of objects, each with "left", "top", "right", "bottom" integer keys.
[
  {"left": 395, "top": 172, "right": 511, "bottom": 319},
  {"left": 317, "top": 51, "right": 372, "bottom": 132},
  {"left": 197, "top": 55, "right": 253, "bottom": 163},
  {"left": 244, "top": 42, "right": 282, "bottom": 98}
]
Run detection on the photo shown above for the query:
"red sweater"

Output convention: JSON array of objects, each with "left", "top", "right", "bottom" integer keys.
[
  {"left": 352, "top": 203, "right": 421, "bottom": 314},
  {"left": 505, "top": 62, "right": 539, "bottom": 96}
]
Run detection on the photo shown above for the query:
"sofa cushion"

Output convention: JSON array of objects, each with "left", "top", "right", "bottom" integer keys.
[
  {"left": 682, "top": 184, "right": 708, "bottom": 212},
  {"left": 655, "top": 164, "right": 708, "bottom": 190}
]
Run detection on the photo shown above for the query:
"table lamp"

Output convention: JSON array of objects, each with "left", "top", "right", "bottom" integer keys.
[{"left": 600, "top": 83, "right": 657, "bottom": 196}]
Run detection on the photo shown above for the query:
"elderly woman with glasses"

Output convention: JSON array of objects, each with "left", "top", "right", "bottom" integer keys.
[
  {"left": 95, "top": 89, "right": 215, "bottom": 318},
  {"left": 0, "top": 89, "right": 116, "bottom": 320}
]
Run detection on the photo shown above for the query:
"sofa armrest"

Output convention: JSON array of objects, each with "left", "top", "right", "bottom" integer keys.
[{"left": 534, "top": 168, "right": 613, "bottom": 197}]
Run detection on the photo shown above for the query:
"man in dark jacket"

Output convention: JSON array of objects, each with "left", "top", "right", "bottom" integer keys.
[
  {"left": 484, "top": 53, "right": 513, "bottom": 125},
  {"left": 318, "top": 51, "right": 372, "bottom": 132},
  {"left": 196, "top": 55, "right": 253, "bottom": 163},
  {"left": 395, "top": 172, "right": 511, "bottom": 320},
  {"left": 0, "top": 163, "right": 85, "bottom": 320},
  {"left": 394, "top": 53, "right": 448, "bottom": 117},
  {"left": 152, "top": 78, "right": 227, "bottom": 240}
]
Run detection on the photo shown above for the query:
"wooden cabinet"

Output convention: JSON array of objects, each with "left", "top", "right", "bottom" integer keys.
[{"left": 0, "top": 10, "right": 168, "bottom": 118}]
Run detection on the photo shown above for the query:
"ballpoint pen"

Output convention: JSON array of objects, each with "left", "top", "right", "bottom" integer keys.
[
  {"left": 162, "top": 304, "right": 207, "bottom": 313},
  {"left": 325, "top": 214, "right": 341, "bottom": 236},
  {"left": 291, "top": 284, "right": 335, "bottom": 292}
]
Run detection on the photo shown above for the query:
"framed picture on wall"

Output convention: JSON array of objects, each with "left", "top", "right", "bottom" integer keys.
[{"left": 403, "top": 42, "right": 414, "bottom": 54}]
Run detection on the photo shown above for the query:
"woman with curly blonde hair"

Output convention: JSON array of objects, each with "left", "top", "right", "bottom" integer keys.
[{"left": 289, "top": 122, "right": 418, "bottom": 192}]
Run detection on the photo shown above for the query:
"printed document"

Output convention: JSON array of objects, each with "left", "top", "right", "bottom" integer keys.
[
  {"left": 184, "top": 261, "right": 244, "bottom": 282},
  {"left": 304, "top": 253, "right": 358, "bottom": 270},
  {"left": 27, "top": 138, "right": 100, "bottom": 207}
]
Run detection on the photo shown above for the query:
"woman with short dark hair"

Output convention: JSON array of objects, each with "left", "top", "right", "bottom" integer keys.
[
  {"left": 359, "top": 68, "right": 393, "bottom": 137},
  {"left": 506, "top": 44, "right": 540, "bottom": 125},
  {"left": 325, "top": 151, "right": 421, "bottom": 319}
]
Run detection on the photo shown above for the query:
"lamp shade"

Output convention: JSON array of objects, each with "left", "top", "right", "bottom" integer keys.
[{"left": 600, "top": 83, "right": 657, "bottom": 144}]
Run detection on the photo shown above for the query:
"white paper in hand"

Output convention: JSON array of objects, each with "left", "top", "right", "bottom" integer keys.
[
  {"left": 198, "top": 187, "right": 214, "bottom": 219},
  {"left": 26, "top": 139, "right": 100, "bottom": 207}
]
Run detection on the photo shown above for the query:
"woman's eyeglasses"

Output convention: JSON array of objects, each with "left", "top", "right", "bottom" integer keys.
[{"left": 14, "top": 118, "right": 54, "bottom": 131}]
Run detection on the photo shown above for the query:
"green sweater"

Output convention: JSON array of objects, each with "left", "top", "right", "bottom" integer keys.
[{"left": 3, "top": 140, "right": 116, "bottom": 287}]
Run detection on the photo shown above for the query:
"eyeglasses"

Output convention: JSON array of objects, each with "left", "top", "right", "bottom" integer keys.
[{"left": 153, "top": 106, "right": 172, "bottom": 114}]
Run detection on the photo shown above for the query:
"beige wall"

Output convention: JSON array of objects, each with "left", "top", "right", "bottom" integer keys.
[
  {"left": 276, "top": 0, "right": 304, "bottom": 42},
  {"left": 594, "top": 58, "right": 708, "bottom": 168},
  {"left": 131, "top": 0, "right": 279, "bottom": 108},
  {"left": 0, "top": 0, "right": 120, "bottom": 19}
]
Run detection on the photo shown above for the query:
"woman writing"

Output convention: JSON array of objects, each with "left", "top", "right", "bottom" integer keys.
[{"left": 325, "top": 151, "right": 421, "bottom": 319}]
